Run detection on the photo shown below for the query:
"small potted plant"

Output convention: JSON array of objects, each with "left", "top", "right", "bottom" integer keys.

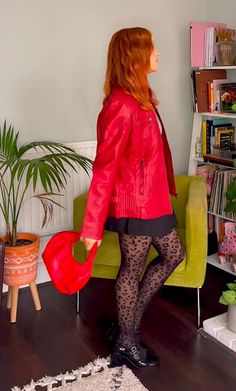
[
  {"left": 218, "top": 178, "right": 236, "bottom": 273},
  {"left": 224, "top": 176, "right": 236, "bottom": 214},
  {"left": 219, "top": 281, "right": 236, "bottom": 333},
  {"left": 0, "top": 121, "right": 92, "bottom": 287}
]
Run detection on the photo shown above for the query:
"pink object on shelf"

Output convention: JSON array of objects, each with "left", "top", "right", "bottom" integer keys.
[
  {"left": 231, "top": 262, "right": 236, "bottom": 273},
  {"left": 196, "top": 164, "right": 218, "bottom": 196},
  {"left": 218, "top": 255, "right": 228, "bottom": 265},
  {"left": 219, "top": 222, "right": 236, "bottom": 255},
  {"left": 190, "top": 22, "right": 226, "bottom": 67}
]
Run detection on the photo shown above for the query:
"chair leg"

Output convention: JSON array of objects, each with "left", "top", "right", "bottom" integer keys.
[
  {"left": 197, "top": 288, "right": 201, "bottom": 329},
  {"left": 76, "top": 291, "right": 80, "bottom": 313}
]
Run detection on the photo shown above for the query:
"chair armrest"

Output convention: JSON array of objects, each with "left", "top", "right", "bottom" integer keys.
[
  {"left": 73, "top": 193, "right": 88, "bottom": 263},
  {"left": 185, "top": 177, "right": 208, "bottom": 283}
]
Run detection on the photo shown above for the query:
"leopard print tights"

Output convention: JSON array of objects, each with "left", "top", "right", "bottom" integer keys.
[{"left": 115, "top": 228, "right": 184, "bottom": 348}]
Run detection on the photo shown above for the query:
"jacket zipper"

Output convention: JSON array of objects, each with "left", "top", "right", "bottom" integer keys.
[{"left": 139, "top": 159, "right": 145, "bottom": 195}]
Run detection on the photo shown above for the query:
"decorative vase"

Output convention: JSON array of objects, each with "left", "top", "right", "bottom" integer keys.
[
  {"left": 215, "top": 40, "right": 236, "bottom": 66},
  {"left": 227, "top": 304, "right": 236, "bottom": 333},
  {"left": 3, "top": 233, "right": 40, "bottom": 286}
]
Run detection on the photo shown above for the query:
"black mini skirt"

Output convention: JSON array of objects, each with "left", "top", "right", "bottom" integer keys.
[{"left": 105, "top": 213, "right": 177, "bottom": 238}]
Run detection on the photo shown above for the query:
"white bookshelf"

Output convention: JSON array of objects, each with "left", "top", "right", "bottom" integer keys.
[{"left": 188, "top": 65, "right": 236, "bottom": 276}]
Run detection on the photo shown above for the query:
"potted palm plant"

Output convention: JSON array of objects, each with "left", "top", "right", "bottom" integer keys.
[
  {"left": 219, "top": 281, "right": 236, "bottom": 333},
  {"left": 0, "top": 120, "right": 92, "bottom": 287}
]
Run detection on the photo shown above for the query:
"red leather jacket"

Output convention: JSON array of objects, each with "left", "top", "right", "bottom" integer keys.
[{"left": 80, "top": 87, "right": 176, "bottom": 240}]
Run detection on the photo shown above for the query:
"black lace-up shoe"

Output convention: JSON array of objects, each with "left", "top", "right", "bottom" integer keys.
[
  {"left": 110, "top": 344, "right": 159, "bottom": 368},
  {"left": 134, "top": 331, "right": 160, "bottom": 364}
]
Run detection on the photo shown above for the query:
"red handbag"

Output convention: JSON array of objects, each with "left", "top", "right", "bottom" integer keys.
[{"left": 42, "top": 231, "right": 98, "bottom": 295}]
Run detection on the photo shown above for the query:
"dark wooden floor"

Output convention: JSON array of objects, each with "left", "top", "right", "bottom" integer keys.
[{"left": 0, "top": 264, "right": 235, "bottom": 391}]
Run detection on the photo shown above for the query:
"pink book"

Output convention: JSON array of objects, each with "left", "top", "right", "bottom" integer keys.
[{"left": 190, "top": 22, "right": 226, "bottom": 67}]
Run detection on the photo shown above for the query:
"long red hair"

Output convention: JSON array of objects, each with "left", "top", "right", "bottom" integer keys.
[{"left": 104, "top": 27, "right": 158, "bottom": 110}]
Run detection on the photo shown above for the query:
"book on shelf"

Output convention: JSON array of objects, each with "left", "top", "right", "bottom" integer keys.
[
  {"left": 219, "top": 82, "right": 236, "bottom": 113},
  {"left": 204, "top": 27, "right": 216, "bottom": 67},
  {"left": 206, "top": 81, "right": 214, "bottom": 112},
  {"left": 206, "top": 78, "right": 229, "bottom": 113},
  {"left": 190, "top": 70, "right": 198, "bottom": 112},
  {"left": 190, "top": 22, "right": 226, "bottom": 67},
  {"left": 218, "top": 218, "right": 225, "bottom": 243},
  {"left": 201, "top": 118, "right": 233, "bottom": 154},
  {"left": 217, "top": 128, "right": 235, "bottom": 149},
  {"left": 193, "top": 69, "right": 227, "bottom": 112},
  {"left": 212, "top": 78, "right": 229, "bottom": 113},
  {"left": 201, "top": 120, "right": 207, "bottom": 155}
]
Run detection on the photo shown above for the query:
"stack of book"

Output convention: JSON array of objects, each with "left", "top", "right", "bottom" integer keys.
[
  {"left": 190, "top": 69, "right": 228, "bottom": 113},
  {"left": 201, "top": 118, "right": 235, "bottom": 155},
  {"left": 190, "top": 22, "right": 235, "bottom": 68},
  {"left": 190, "top": 22, "right": 226, "bottom": 68},
  {"left": 191, "top": 72, "right": 236, "bottom": 114}
]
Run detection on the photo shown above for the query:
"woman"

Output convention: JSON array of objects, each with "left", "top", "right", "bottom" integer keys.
[{"left": 80, "top": 27, "right": 184, "bottom": 368}]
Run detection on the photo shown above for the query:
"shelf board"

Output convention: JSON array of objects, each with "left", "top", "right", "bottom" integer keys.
[
  {"left": 199, "top": 112, "right": 236, "bottom": 119},
  {"left": 194, "top": 157, "right": 204, "bottom": 162},
  {"left": 207, "top": 211, "right": 236, "bottom": 223},
  {"left": 207, "top": 253, "right": 236, "bottom": 275},
  {"left": 194, "top": 66, "right": 236, "bottom": 70},
  {"left": 194, "top": 156, "right": 235, "bottom": 169}
]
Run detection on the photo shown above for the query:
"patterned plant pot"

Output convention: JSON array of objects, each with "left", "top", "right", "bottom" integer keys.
[{"left": 3, "top": 233, "right": 40, "bottom": 286}]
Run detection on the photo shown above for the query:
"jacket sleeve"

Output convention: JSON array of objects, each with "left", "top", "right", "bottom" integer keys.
[{"left": 80, "top": 101, "right": 132, "bottom": 240}]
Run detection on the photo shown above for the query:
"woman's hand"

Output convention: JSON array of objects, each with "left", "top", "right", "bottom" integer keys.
[{"left": 80, "top": 237, "right": 101, "bottom": 251}]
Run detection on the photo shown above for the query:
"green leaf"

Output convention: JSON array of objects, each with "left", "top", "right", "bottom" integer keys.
[
  {"left": 224, "top": 201, "right": 236, "bottom": 213},
  {"left": 222, "top": 290, "right": 236, "bottom": 304},
  {"left": 227, "top": 283, "right": 236, "bottom": 291},
  {"left": 18, "top": 141, "right": 77, "bottom": 157},
  {"left": 219, "top": 295, "right": 228, "bottom": 305},
  {"left": 225, "top": 178, "right": 236, "bottom": 202},
  {"left": 0, "top": 121, "right": 19, "bottom": 160},
  {"left": 1, "top": 122, "right": 92, "bottom": 237}
]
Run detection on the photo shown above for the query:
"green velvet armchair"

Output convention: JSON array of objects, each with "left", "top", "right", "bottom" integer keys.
[{"left": 73, "top": 175, "right": 207, "bottom": 326}]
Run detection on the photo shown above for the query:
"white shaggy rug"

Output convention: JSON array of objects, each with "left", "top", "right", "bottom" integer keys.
[{"left": 12, "top": 356, "right": 148, "bottom": 391}]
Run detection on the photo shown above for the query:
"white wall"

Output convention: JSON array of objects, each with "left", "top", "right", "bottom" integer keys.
[
  {"left": 0, "top": 0, "right": 206, "bottom": 173},
  {"left": 206, "top": 1, "right": 236, "bottom": 28}
]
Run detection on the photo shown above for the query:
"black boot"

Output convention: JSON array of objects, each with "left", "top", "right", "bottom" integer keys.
[{"left": 110, "top": 344, "right": 159, "bottom": 368}]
